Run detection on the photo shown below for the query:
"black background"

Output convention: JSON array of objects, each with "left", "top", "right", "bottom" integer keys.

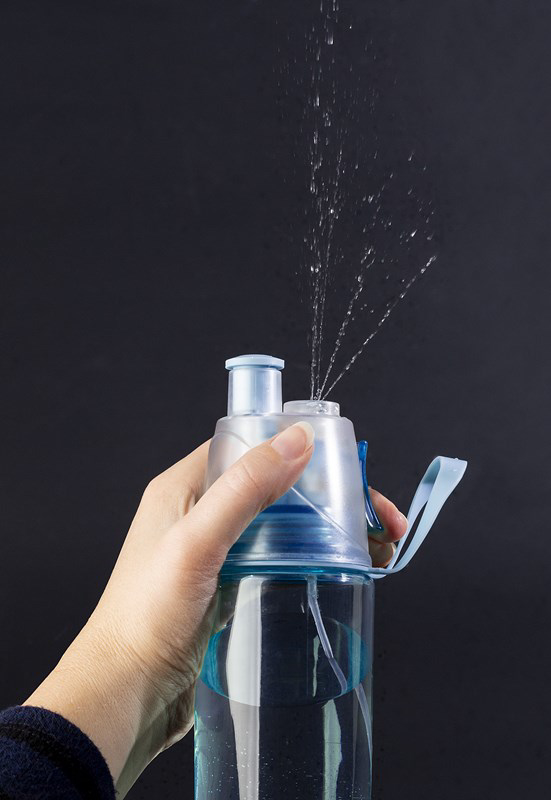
[{"left": 1, "top": 1, "right": 550, "bottom": 798}]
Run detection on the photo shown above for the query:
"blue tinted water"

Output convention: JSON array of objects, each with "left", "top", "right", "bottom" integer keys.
[{"left": 194, "top": 615, "right": 372, "bottom": 800}]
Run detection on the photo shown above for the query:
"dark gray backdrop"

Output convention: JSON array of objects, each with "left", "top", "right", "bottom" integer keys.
[{"left": 1, "top": 1, "right": 550, "bottom": 798}]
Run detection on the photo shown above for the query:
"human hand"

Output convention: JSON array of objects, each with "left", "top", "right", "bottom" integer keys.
[{"left": 23, "top": 422, "right": 407, "bottom": 797}]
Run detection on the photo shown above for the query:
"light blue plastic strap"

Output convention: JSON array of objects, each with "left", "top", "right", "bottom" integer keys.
[{"left": 368, "top": 456, "right": 468, "bottom": 578}]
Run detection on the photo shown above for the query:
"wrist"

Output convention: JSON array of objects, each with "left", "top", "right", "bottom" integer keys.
[{"left": 22, "top": 619, "right": 168, "bottom": 791}]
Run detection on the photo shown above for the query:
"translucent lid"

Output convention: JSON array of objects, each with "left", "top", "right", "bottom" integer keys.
[
  {"left": 207, "top": 354, "right": 468, "bottom": 577},
  {"left": 206, "top": 356, "right": 371, "bottom": 572}
]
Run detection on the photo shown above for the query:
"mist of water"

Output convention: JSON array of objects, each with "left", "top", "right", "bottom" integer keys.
[{"left": 281, "top": 0, "right": 438, "bottom": 400}]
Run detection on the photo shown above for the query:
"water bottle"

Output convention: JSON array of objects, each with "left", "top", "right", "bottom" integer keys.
[{"left": 194, "top": 354, "right": 466, "bottom": 800}]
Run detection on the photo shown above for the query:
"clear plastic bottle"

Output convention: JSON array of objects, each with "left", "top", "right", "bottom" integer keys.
[
  {"left": 194, "top": 354, "right": 466, "bottom": 800},
  {"left": 195, "top": 569, "right": 374, "bottom": 800}
]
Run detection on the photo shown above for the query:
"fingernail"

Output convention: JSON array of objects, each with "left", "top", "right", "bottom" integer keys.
[
  {"left": 397, "top": 511, "right": 408, "bottom": 530},
  {"left": 271, "top": 422, "right": 315, "bottom": 461}
]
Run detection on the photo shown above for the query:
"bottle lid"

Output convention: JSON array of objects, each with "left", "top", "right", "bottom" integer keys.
[
  {"left": 207, "top": 355, "right": 468, "bottom": 577},
  {"left": 208, "top": 356, "right": 372, "bottom": 572}
]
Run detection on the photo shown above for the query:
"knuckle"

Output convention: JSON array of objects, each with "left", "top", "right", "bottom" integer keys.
[
  {"left": 142, "top": 473, "right": 195, "bottom": 517},
  {"left": 226, "top": 456, "right": 269, "bottom": 501},
  {"left": 143, "top": 472, "right": 174, "bottom": 500},
  {"left": 143, "top": 474, "right": 164, "bottom": 500}
]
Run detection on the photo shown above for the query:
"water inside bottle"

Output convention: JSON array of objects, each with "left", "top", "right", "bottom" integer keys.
[{"left": 195, "top": 610, "right": 372, "bottom": 800}]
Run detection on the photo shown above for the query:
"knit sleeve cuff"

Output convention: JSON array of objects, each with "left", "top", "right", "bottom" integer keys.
[{"left": 0, "top": 704, "right": 116, "bottom": 799}]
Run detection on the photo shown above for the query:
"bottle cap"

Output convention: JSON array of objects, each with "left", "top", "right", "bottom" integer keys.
[{"left": 208, "top": 355, "right": 372, "bottom": 572}]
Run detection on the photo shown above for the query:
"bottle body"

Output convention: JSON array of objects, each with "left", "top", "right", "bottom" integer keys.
[{"left": 194, "top": 568, "right": 374, "bottom": 800}]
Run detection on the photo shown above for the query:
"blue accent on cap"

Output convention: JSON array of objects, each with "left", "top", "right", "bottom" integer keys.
[{"left": 358, "top": 441, "right": 384, "bottom": 533}]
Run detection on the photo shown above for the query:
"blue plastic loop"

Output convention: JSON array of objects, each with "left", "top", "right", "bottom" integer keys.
[
  {"left": 357, "top": 441, "right": 384, "bottom": 533},
  {"left": 367, "top": 456, "right": 468, "bottom": 578}
]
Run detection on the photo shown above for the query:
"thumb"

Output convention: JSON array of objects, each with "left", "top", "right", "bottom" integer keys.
[{"left": 178, "top": 421, "right": 315, "bottom": 575}]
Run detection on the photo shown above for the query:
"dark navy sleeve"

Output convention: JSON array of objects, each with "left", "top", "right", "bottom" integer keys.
[{"left": 0, "top": 705, "right": 116, "bottom": 799}]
